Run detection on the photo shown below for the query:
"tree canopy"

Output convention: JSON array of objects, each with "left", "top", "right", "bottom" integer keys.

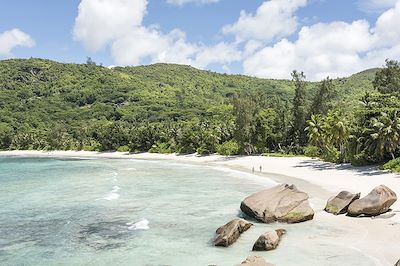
[{"left": 2, "top": 57, "right": 398, "bottom": 170}]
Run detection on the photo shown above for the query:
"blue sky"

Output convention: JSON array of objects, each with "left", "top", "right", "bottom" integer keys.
[{"left": 0, "top": 0, "right": 399, "bottom": 80}]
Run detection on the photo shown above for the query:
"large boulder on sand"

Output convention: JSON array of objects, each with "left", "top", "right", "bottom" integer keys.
[
  {"left": 240, "top": 184, "right": 314, "bottom": 223},
  {"left": 395, "top": 259, "right": 400, "bottom": 266},
  {"left": 252, "top": 229, "right": 286, "bottom": 251},
  {"left": 347, "top": 185, "right": 397, "bottom": 217},
  {"left": 236, "top": 256, "right": 275, "bottom": 266},
  {"left": 324, "top": 191, "right": 360, "bottom": 215},
  {"left": 214, "top": 218, "right": 252, "bottom": 247}
]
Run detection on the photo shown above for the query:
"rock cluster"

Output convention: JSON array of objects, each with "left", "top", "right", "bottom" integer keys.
[
  {"left": 214, "top": 183, "right": 314, "bottom": 266},
  {"left": 214, "top": 183, "right": 397, "bottom": 266},
  {"left": 324, "top": 185, "right": 397, "bottom": 217}
]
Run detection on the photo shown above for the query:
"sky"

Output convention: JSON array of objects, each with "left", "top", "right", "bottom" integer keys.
[{"left": 0, "top": 0, "right": 400, "bottom": 80}]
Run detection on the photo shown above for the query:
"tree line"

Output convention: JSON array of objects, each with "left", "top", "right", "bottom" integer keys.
[{"left": 0, "top": 58, "right": 398, "bottom": 170}]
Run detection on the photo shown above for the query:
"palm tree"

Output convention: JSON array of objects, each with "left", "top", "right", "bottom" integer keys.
[
  {"left": 359, "top": 92, "right": 378, "bottom": 110},
  {"left": 305, "top": 115, "right": 326, "bottom": 147},
  {"left": 327, "top": 113, "right": 350, "bottom": 155},
  {"left": 365, "top": 111, "right": 400, "bottom": 160}
]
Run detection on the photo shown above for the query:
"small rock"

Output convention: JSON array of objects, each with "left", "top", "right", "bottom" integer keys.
[
  {"left": 236, "top": 256, "right": 275, "bottom": 266},
  {"left": 347, "top": 185, "right": 397, "bottom": 217},
  {"left": 252, "top": 229, "right": 286, "bottom": 251},
  {"left": 324, "top": 191, "right": 360, "bottom": 215},
  {"left": 214, "top": 219, "right": 252, "bottom": 247}
]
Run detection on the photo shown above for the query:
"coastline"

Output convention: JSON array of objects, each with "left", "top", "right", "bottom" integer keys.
[
  {"left": 2, "top": 150, "right": 399, "bottom": 199},
  {"left": 1, "top": 150, "right": 400, "bottom": 265}
]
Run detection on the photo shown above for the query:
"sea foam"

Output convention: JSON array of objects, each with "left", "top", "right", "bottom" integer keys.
[
  {"left": 121, "top": 167, "right": 137, "bottom": 171},
  {"left": 99, "top": 186, "right": 121, "bottom": 201},
  {"left": 127, "top": 218, "right": 150, "bottom": 230}
]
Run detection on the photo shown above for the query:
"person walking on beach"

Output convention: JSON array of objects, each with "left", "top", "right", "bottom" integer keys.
[{"left": 259, "top": 165, "right": 262, "bottom": 172}]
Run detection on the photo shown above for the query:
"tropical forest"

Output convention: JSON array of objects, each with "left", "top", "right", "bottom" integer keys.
[{"left": 0, "top": 58, "right": 399, "bottom": 171}]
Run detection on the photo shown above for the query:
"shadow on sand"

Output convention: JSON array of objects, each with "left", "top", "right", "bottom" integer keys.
[{"left": 294, "top": 159, "right": 397, "bottom": 177}]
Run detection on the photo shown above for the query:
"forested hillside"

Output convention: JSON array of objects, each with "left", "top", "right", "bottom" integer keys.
[{"left": 0, "top": 58, "right": 398, "bottom": 169}]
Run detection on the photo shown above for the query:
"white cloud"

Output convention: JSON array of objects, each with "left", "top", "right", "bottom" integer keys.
[
  {"left": 111, "top": 27, "right": 241, "bottom": 67},
  {"left": 73, "top": 0, "right": 400, "bottom": 80},
  {"left": 73, "top": 0, "right": 148, "bottom": 51},
  {"left": 74, "top": 0, "right": 241, "bottom": 69},
  {"left": 111, "top": 27, "right": 199, "bottom": 65},
  {"left": 243, "top": 1, "right": 400, "bottom": 80},
  {"left": 358, "top": 0, "right": 397, "bottom": 13},
  {"left": 193, "top": 42, "right": 242, "bottom": 68},
  {"left": 223, "top": 0, "right": 307, "bottom": 43},
  {"left": 0, "top": 29, "right": 35, "bottom": 57},
  {"left": 373, "top": 0, "right": 400, "bottom": 46},
  {"left": 166, "top": 0, "right": 219, "bottom": 6},
  {"left": 243, "top": 21, "right": 374, "bottom": 80}
]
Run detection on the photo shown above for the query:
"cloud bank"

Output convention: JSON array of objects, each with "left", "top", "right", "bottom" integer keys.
[
  {"left": 243, "top": 0, "right": 400, "bottom": 80},
  {"left": 73, "top": 0, "right": 400, "bottom": 80},
  {"left": 73, "top": 0, "right": 241, "bottom": 68}
]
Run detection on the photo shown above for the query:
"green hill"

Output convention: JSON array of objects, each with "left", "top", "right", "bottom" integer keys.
[{"left": 0, "top": 58, "right": 379, "bottom": 153}]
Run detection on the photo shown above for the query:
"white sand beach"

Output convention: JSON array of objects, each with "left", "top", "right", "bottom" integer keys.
[{"left": 1, "top": 150, "right": 399, "bottom": 265}]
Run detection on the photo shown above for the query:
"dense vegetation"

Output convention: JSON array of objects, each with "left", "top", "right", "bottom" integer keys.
[
  {"left": 304, "top": 60, "right": 400, "bottom": 170},
  {"left": 0, "top": 58, "right": 398, "bottom": 170}
]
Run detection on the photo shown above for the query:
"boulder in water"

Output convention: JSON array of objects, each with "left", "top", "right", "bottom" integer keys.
[
  {"left": 236, "top": 256, "right": 275, "bottom": 266},
  {"left": 347, "top": 185, "right": 397, "bottom": 217},
  {"left": 324, "top": 191, "right": 360, "bottom": 215},
  {"left": 252, "top": 229, "right": 286, "bottom": 251},
  {"left": 214, "top": 218, "right": 252, "bottom": 247},
  {"left": 240, "top": 184, "right": 314, "bottom": 223}
]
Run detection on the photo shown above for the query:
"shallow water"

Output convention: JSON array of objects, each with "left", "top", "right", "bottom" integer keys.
[{"left": 0, "top": 157, "right": 377, "bottom": 266}]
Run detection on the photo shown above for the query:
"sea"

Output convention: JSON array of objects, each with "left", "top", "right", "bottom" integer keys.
[{"left": 0, "top": 156, "right": 377, "bottom": 266}]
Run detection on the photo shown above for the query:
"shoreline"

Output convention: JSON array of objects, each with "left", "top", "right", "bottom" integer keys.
[
  {"left": 2, "top": 150, "right": 399, "bottom": 196},
  {"left": 1, "top": 150, "right": 400, "bottom": 265}
]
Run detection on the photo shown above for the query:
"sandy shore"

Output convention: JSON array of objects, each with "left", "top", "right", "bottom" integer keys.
[
  {"left": 2, "top": 150, "right": 398, "bottom": 202},
  {"left": 1, "top": 150, "right": 400, "bottom": 265}
]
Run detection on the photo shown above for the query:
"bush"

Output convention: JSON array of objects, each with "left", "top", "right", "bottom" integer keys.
[
  {"left": 117, "top": 145, "right": 130, "bottom": 152},
  {"left": 303, "top": 145, "right": 320, "bottom": 158},
  {"left": 350, "top": 152, "right": 369, "bottom": 166},
  {"left": 321, "top": 147, "right": 341, "bottom": 163},
  {"left": 217, "top": 140, "right": 239, "bottom": 156},
  {"left": 149, "top": 142, "right": 173, "bottom": 154},
  {"left": 381, "top": 157, "right": 400, "bottom": 172},
  {"left": 196, "top": 146, "right": 212, "bottom": 156},
  {"left": 82, "top": 140, "right": 102, "bottom": 151}
]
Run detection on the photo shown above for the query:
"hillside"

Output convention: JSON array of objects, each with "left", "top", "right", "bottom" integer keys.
[{"left": 0, "top": 58, "right": 379, "bottom": 153}]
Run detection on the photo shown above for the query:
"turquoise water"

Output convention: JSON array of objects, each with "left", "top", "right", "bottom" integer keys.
[{"left": 0, "top": 157, "right": 377, "bottom": 266}]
